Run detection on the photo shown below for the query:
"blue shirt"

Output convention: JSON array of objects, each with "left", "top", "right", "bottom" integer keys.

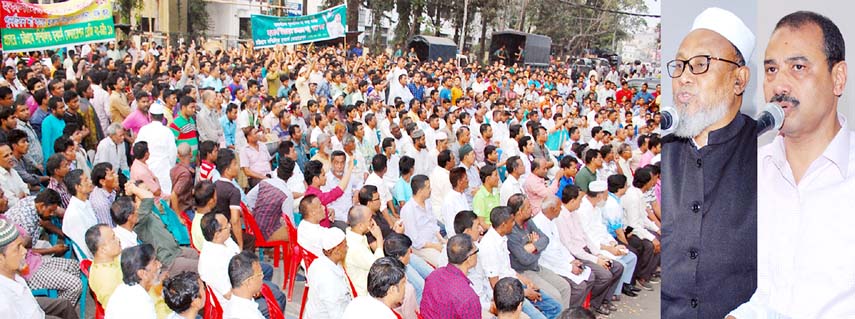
[
  {"left": 407, "top": 83, "right": 425, "bottom": 101},
  {"left": 41, "top": 114, "right": 65, "bottom": 165},
  {"left": 393, "top": 177, "right": 413, "bottom": 204},
  {"left": 545, "top": 129, "right": 568, "bottom": 151},
  {"left": 556, "top": 176, "right": 574, "bottom": 198},
  {"left": 632, "top": 91, "right": 654, "bottom": 104},
  {"left": 439, "top": 87, "right": 451, "bottom": 101},
  {"left": 220, "top": 116, "right": 236, "bottom": 147}
]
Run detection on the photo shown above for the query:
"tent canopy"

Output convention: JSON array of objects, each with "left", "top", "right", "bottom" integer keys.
[
  {"left": 489, "top": 30, "right": 552, "bottom": 67},
  {"left": 407, "top": 35, "right": 457, "bottom": 62}
]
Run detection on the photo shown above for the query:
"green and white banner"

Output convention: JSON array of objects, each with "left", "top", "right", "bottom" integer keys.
[
  {"left": 250, "top": 4, "right": 346, "bottom": 48},
  {"left": 1, "top": 0, "right": 115, "bottom": 53}
]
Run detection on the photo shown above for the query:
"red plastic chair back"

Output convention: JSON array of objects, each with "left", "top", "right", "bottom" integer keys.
[
  {"left": 203, "top": 285, "right": 223, "bottom": 319},
  {"left": 241, "top": 203, "right": 288, "bottom": 267},
  {"left": 79, "top": 260, "right": 104, "bottom": 319},
  {"left": 261, "top": 284, "right": 284, "bottom": 319},
  {"left": 298, "top": 245, "right": 319, "bottom": 319},
  {"left": 583, "top": 291, "right": 592, "bottom": 309},
  {"left": 282, "top": 216, "right": 301, "bottom": 300},
  {"left": 416, "top": 309, "right": 425, "bottom": 319}
]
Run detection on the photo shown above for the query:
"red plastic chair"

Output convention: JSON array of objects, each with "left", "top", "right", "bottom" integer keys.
[
  {"left": 177, "top": 210, "right": 197, "bottom": 251},
  {"left": 203, "top": 284, "right": 223, "bottom": 319},
  {"left": 583, "top": 291, "right": 592, "bottom": 309},
  {"left": 241, "top": 203, "right": 289, "bottom": 268},
  {"left": 261, "top": 284, "right": 284, "bottom": 319},
  {"left": 298, "top": 245, "right": 319, "bottom": 319},
  {"left": 282, "top": 216, "right": 301, "bottom": 301},
  {"left": 415, "top": 309, "right": 425, "bottom": 319},
  {"left": 79, "top": 260, "right": 104, "bottom": 319}
]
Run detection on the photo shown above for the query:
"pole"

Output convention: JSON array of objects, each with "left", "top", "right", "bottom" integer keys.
[{"left": 459, "top": 0, "right": 468, "bottom": 53}]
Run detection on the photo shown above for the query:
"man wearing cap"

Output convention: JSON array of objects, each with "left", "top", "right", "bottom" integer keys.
[
  {"left": 661, "top": 7, "right": 758, "bottom": 318},
  {"left": 0, "top": 218, "right": 79, "bottom": 319},
  {"left": 730, "top": 11, "right": 855, "bottom": 319},
  {"left": 304, "top": 227, "right": 355, "bottom": 319},
  {"left": 406, "top": 129, "right": 435, "bottom": 176},
  {"left": 135, "top": 101, "right": 178, "bottom": 194}
]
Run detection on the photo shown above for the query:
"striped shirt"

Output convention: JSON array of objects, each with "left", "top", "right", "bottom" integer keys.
[{"left": 169, "top": 114, "right": 199, "bottom": 161}]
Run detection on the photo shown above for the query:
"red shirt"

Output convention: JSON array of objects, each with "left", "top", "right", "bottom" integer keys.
[
  {"left": 616, "top": 88, "right": 633, "bottom": 105},
  {"left": 199, "top": 160, "right": 215, "bottom": 180},
  {"left": 304, "top": 185, "right": 343, "bottom": 228}
]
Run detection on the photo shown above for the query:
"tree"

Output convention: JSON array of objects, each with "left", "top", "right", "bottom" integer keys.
[
  {"left": 187, "top": 0, "right": 211, "bottom": 36},
  {"left": 116, "top": 0, "right": 143, "bottom": 25}
]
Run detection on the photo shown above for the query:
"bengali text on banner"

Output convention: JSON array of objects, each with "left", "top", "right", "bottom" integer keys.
[
  {"left": 1, "top": 0, "right": 115, "bottom": 53},
  {"left": 250, "top": 4, "right": 346, "bottom": 49}
]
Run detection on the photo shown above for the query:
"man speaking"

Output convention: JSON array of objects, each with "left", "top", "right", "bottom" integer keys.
[{"left": 661, "top": 7, "right": 758, "bottom": 318}]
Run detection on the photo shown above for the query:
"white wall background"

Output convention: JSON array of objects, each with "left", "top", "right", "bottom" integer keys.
[{"left": 754, "top": 0, "right": 855, "bottom": 141}]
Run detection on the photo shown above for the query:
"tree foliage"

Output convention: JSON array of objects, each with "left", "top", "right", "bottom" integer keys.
[{"left": 187, "top": 0, "right": 211, "bottom": 36}]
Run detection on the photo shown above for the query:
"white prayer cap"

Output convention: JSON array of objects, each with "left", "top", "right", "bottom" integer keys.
[
  {"left": 149, "top": 103, "right": 165, "bottom": 115},
  {"left": 589, "top": 181, "right": 607, "bottom": 193},
  {"left": 435, "top": 132, "right": 448, "bottom": 140},
  {"left": 322, "top": 227, "right": 346, "bottom": 251},
  {"left": 691, "top": 7, "right": 756, "bottom": 63}
]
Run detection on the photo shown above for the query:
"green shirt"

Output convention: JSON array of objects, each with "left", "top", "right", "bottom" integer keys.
[
  {"left": 133, "top": 198, "right": 181, "bottom": 265},
  {"left": 575, "top": 166, "right": 597, "bottom": 192},
  {"left": 473, "top": 186, "right": 501, "bottom": 225}
]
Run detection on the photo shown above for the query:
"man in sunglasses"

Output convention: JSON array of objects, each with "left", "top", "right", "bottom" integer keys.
[{"left": 661, "top": 7, "right": 759, "bottom": 319}]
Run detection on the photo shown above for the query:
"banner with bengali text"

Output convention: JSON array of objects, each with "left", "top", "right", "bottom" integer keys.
[
  {"left": 1, "top": 0, "right": 115, "bottom": 53},
  {"left": 250, "top": 4, "right": 346, "bottom": 48}
]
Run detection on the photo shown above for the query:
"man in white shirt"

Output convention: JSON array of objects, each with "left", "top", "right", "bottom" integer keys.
[
  {"left": 500, "top": 156, "right": 526, "bottom": 205},
  {"left": 323, "top": 151, "right": 361, "bottom": 223},
  {"left": 224, "top": 251, "right": 267, "bottom": 319},
  {"left": 730, "top": 12, "right": 855, "bottom": 319},
  {"left": 104, "top": 244, "right": 161, "bottom": 319},
  {"left": 406, "top": 130, "right": 435, "bottom": 177},
  {"left": 198, "top": 213, "right": 241, "bottom": 305},
  {"left": 135, "top": 103, "right": 176, "bottom": 194},
  {"left": 0, "top": 144, "right": 28, "bottom": 209},
  {"left": 400, "top": 175, "right": 446, "bottom": 266},
  {"left": 534, "top": 197, "right": 622, "bottom": 315},
  {"left": 0, "top": 219, "right": 78, "bottom": 319},
  {"left": 429, "top": 150, "right": 454, "bottom": 220},
  {"left": 94, "top": 123, "right": 129, "bottom": 173},
  {"left": 296, "top": 195, "right": 327, "bottom": 257},
  {"left": 342, "top": 257, "right": 406, "bottom": 319},
  {"left": 62, "top": 169, "right": 97, "bottom": 259},
  {"left": 441, "top": 167, "right": 470, "bottom": 237},
  {"left": 479, "top": 206, "right": 562, "bottom": 319},
  {"left": 345, "top": 205, "right": 386, "bottom": 296},
  {"left": 304, "top": 227, "right": 354, "bottom": 319}
]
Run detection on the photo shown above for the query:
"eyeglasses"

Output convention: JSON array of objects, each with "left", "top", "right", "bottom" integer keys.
[
  {"left": 467, "top": 248, "right": 480, "bottom": 259},
  {"left": 666, "top": 55, "right": 742, "bottom": 78}
]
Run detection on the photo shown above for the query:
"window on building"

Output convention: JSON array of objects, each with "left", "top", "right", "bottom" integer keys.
[
  {"left": 140, "top": 17, "right": 156, "bottom": 32},
  {"left": 239, "top": 17, "right": 252, "bottom": 39}
]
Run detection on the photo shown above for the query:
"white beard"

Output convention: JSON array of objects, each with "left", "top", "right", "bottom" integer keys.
[{"left": 673, "top": 100, "right": 729, "bottom": 139}]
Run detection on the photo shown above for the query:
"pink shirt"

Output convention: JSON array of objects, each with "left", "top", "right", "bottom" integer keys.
[
  {"left": 639, "top": 150, "right": 655, "bottom": 168},
  {"left": 239, "top": 143, "right": 272, "bottom": 177},
  {"left": 130, "top": 159, "right": 162, "bottom": 195},
  {"left": 522, "top": 173, "right": 560, "bottom": 216},
  {"left": 122, "top": 109, "right": 151, "bottom": 135}
]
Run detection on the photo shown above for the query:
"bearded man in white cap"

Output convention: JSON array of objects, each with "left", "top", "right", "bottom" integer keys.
[
  {"left": 661, "top": 7, "right": 758, "bottom": 318},
  {"left": 730, "top": 11, "right": 855, "bottom": 319},
  {"left": 135, "top": 102, "right": 177, "bottom": 194},
  {"left": 304, "top": 227, "right": 355, "bottom": 319}
]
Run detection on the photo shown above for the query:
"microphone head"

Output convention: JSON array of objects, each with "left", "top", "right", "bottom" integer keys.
[
  {"left": 763, "top": 102, "right": 785, "bottom": 131},
  {"left": 660, "top": 106, "right": 680, "bottom": 135}
]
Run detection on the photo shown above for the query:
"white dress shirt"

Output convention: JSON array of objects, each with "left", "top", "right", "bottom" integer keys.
[
  {"left": 441, "top": 190, "right": 470, "bottom": 237},
  {"left": 0, "top": 274, "right": 44, "bottom": 319},
  {"left": 113, "top": 226, "right": 139, "bottom": 250},
  {"left": 345, "top": 228, "right": 384, "bottom": 297},
  {"left": 730, "top": 115, "right": 855, "bottom": 319},
  {"left": 342, "top": 296, "right": 397, "bottom": 319},
  {"left": 400, "top": 199, "right": 439, "bottom": 250},
  {"left": 94, "top": 137, "right": 129, "bottom": 171},
  {"left": 577, "top": 197, "right": 615, "bottom": 256},
  {"left": 478, "top": 228, "right": 518, "bottom": 280},
  {"left": 0, "top": 166, "right": 28, "bottom": 209},
  {"left": 198, "top": 239, "right": 240, "bottom": 306},
  {"left": 500, "top": 174, "right": 525, "bottom": 206},
  {"left": 63, "top": 196, "right": 98, "bottom": 259},
  {"left": 92, "top": 84, "right": 110, "bottom": 131},
  {"left": 621, "top": 187, "right": 656, "bottom": 241},
  {"left": 429, "top": 167, "right": 452, "bottom": 220},
  {"left": 467, "top": 243, "right": 494, "bottom": 312},
  {"left": 304, "top": 255, "right": 353, "bottom": 319},
  {"left": 104, "top": 283, "right": 157, "bottom": 319},
  {"left": 323, "top": 171, "right": 360, "bottom": 222},
  {"left": 297, "top": 221, "right": 325, "bottom": 258},
  {"left": 365, "top": 172, "right": 392, "bottom": 211},
  {"left": 532, "top": 213, "right": 588, "bottom": 280},
  {"left": 224, "top": 295, "right": 265, "bottom": 319},
  {"left": 135, "top": 121, "right": 177, "bottom": 194}
]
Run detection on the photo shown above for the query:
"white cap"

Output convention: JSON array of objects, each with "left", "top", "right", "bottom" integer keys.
[
  {"left": 435, "top": 132, "right": 448, "bottom": 140},
  {"left": 149, "top": 103, "right": 165, "bottom": 115},
  {"left": 691, "top": 7, "right": 756, "bottom": 63},
  {"left": 589, "top": 181, "right": 607, "bottom": 193},
  {"left": 322, "top": 227, "right": 346, "bottom": 251}
]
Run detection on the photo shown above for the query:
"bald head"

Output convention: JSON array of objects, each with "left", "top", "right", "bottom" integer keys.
[{"left": 347, "top": 205, "right": 372, "bottom": 232}]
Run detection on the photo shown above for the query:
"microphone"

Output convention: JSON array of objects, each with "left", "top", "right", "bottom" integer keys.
[
  {"left": 660, "top": 106, "right": 680, "bottom": 135},
  {"left": 756, "top": 102, "right": 785, "bottom": 136}
]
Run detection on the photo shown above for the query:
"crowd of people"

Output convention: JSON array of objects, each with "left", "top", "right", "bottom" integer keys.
[{"left": 0, "top": 36, "right": 663, "bottom": 319}]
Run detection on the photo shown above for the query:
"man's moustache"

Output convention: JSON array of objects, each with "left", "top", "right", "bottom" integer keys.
[{"left": 769, "top": 93, "right": 800, "bottom": 108}]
